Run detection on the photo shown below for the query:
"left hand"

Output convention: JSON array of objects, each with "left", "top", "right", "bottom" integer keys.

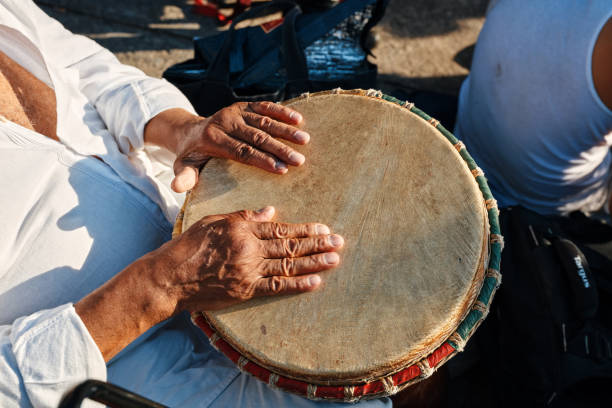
[{"left": 144, "top": 102, "right": 310, "bottom": 193}]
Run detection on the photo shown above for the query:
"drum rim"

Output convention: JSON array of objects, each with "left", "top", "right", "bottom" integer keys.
[{"left": 174, "top": 88, "right": 503, "bottom": 402}]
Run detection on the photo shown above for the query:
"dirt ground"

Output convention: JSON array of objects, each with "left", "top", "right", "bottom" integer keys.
[{"left": 35, "top": 0, "right": 489, "bottom": 97}]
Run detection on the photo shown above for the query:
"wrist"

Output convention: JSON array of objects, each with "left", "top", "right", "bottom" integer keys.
[{"left": 144, "top": 108, "right": 206, "bottom": 154}]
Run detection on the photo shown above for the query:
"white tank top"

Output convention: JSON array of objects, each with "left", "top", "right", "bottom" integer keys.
[{"left": 455, "top": 0, "right": 612, "bottom": 215}]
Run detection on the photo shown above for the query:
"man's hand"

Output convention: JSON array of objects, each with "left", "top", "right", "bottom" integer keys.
[
  {"left": 146, "top": 206, "right": 343, "bottom": 313},
  {"left": 144, "top": 103, "right": 310, "bottom": 193},
  {"left": 75, "top": 206, "right": 343, "bottom": 361}
]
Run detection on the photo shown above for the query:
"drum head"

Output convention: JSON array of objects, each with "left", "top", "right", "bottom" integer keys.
[{"left": 179, "top": 90, "right": 500, "bottom": 398}]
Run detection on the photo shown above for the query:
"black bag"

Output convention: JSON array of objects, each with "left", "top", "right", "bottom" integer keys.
[
  {"left": 482, "top": 207, "right": 612, "bottom": 407},
  {"left": 163, "top": 0, "right": 388, "bottom": 116}
]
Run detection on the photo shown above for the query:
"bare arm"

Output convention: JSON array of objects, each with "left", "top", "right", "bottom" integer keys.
[
  {"left": 592, "top": 17, "right": 612, "bottom": 111},
  {"left": 75, "top": 207, "right": 344, "bottom": 361}
]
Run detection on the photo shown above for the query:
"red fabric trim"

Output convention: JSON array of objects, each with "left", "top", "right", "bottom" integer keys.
[
  {"left": 427, "top": 342, "right": 456, "bottom": 368},
  {"left": 276, "top": 376, "right": 309, "bottom": 396},
  {"left": 392, "top": 364, "right": 421, "bottom": 384},
  {"left": 244, "top": 360, "right": 272, "bottom": 383},
  {"left": 193, "top": 314, "right": 445, "bottom": 401},
  {"left": 315, "top": 385, "right": 346, "bottom": 399},
  {"left": 193, "top": 314, "right": 215, "bottom": 337}
]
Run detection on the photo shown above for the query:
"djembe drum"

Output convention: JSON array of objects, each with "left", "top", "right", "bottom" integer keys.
[{"left": 174, "top": 89, "right": 502, "bottom": 402}]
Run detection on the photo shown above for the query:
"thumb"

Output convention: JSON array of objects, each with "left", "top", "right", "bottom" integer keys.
[{"left": 172, "top": 165, "right": 198, "bottom": 193}]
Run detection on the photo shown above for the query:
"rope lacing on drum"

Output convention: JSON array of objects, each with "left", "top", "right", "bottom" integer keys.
[
  {"left": 209, "top": 333, "right": 221, "bottom": 351},
  {"left": 449, "top": 332, "right": 467, "bottom": 352},
  {"left": 237, "top": 356, "right": 249, "bottom": 371},
  {"left": 332, "top": 87, "right": 343, "bottom": 94},
  {"left": 416, "top": 360, "right": 434, "bottom": 378},
  {"left": 485, "top": 198, "right": 498, "bottom": 211},
  {"left": 472, "top": 300, "right": 488, "bottom": 314},
  {"left": 344, "top": 386, "right": 359, "bottom": 403},
  {"left": 300, "top": 92, "right": 311, "bottom": 99},
  {"left": 490, "top": 234, "right": 504, "bottom": 248},
  {"left": 453, "top": 141, "right": 465, "bottom": 152},
  {"left": 268, "top": 373, "right": 280, "bottom": 387},
  {"left": 307, "top": 384, "right": 318, "bottom": 400},
  {"left": 486, "top": 268, "right": 502, "bottom": 284},
  {"left": 428, "top": 118, "right": 440, "bottom": 128},
  {"left": 381, "top": 376, "right": 399, "bottom": 395},
  {"left": 366, "top": 89, "right": 383, "bottom": 98},
  {"left": 471, "top": 167, "right": 485, "bottom": 178},
  {"left": 402, "top": 100, "right": 415, "bottom": 110}
]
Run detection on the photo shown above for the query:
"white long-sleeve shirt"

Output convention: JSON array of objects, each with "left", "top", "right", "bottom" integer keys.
[{"left": 0, "top": 1, "right": 390, "bottom": 407}]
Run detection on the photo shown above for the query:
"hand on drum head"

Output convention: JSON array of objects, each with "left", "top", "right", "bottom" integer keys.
[
  {"left": 147, "top": 102, "right": 310, "bottom": 193},
  {"left": 147, "top": 206, "right": 343, "bottom": 312}
]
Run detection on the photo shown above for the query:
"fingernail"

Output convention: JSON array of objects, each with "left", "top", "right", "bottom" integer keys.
[
  {"left": 256, "top": 206, "right": 274, "bottom": 214},
  {"left": 294, "top": 130, "right": 310, "bottom": 143},
  {"left": 324, "top": 252, "right": 339, "bottom": 264},
  {"left": 316, "top": 224, "right": 330, "bottom": 235},
  {"left": 290, "top": 112, "right": 303, "bottom": 123},
  {"left": 275, "top": 161, "right": 288, "bottom": 171},
  {"left": 288, "top": 152, "right": 305, "bottom": 165},
  {"left": 308, "top": 275, "right": 321, "bottom": 286},
  {"left": 328, "top": 234, "right": 344, "bottom": 248}
]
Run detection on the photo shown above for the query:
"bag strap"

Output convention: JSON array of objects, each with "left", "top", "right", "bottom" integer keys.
[
  {"left": 204, "top": 1, "right": 308, "bottom": 84},
  {"left": 360, "top": 0, "right": 389, "bottom": 56}
]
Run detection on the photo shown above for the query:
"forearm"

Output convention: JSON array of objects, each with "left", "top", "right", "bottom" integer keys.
[{"left": 75, "top": 258, "right": 175, "bottom": 362}]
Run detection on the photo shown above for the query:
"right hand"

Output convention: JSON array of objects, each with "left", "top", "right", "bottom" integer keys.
[{"left": 146, "top": 206, "right": 344, "bottom": 314}]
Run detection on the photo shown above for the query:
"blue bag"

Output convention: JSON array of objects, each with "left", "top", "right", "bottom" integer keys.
[{"left": 163, "top": 0, "right": 388, "bottom": 116}]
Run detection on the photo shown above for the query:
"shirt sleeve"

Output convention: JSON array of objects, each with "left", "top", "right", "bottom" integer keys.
[
  {"left": 68, "top": 49, "right": 197, "bottom": 154},
  {"left": 23, "top": 0, "right": 197, "bottom": 155},
  {"left": 0, "top": 304, "right": 106, "bottom": 408}
]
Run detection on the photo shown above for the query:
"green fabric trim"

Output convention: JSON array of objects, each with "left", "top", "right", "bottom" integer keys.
[
  {"left": 477, "top": 276, "right": 498, "bottom": 305},
  {"left": 457, "top": 309, "right": 484, "bottom": 340}
]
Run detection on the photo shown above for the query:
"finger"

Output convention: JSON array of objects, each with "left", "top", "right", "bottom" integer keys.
[
  {"left": 253, "top": 221, "right": 330, "bottom": 239},
  {"left": 232, "top": 123, "right": 305, "bottom": 166},
  {"left": 253, "top": 274, "right": 322, "bottom": 297},
  {"left": 171, "top": 165, "right": 198, "bottom": 193},
  {"left": 261, "top": 234, "right": 344, "bottom": 259},
  {"left": 242, "top": 112, "right": 310, "bottom": 145},
  {"left": 247, "top": 101, "right": 303, "bottom": 125},
  {"left": 260, "top": 252, "right": 340, "bottom": 277},
  {"left": 205, "top": 128, "right": 289, "bottom": 174},
  {"left": 224, "top": 137, "right": 289, "bottom": 174}
]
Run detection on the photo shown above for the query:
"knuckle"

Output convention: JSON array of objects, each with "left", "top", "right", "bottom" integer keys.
[
  {"left": 259, "top": 101, "right": 274, "bottom": 111},
  {"left": 268, "top": 276, "right": 285, "bottom": 294},
  {"left": 236, "top": 210, "right": 251, "bottom": 220},
  {"left": 251, "top": 131, "right": 270, "bottom": 147},
  {"left": 283, "top": 238, "right": 301, "bottom": 257},
  {"left": 258, "top": 116, "right": 274, "bottom": 131},
  {"left": 235, "top": 144, "right": 256, "bottom": 161},
  {"left": 281, "top": 257, "right": 294, "bottom": 276},
  {"left": 273, "top": 223, "right": 289, "bottom": 239}
]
